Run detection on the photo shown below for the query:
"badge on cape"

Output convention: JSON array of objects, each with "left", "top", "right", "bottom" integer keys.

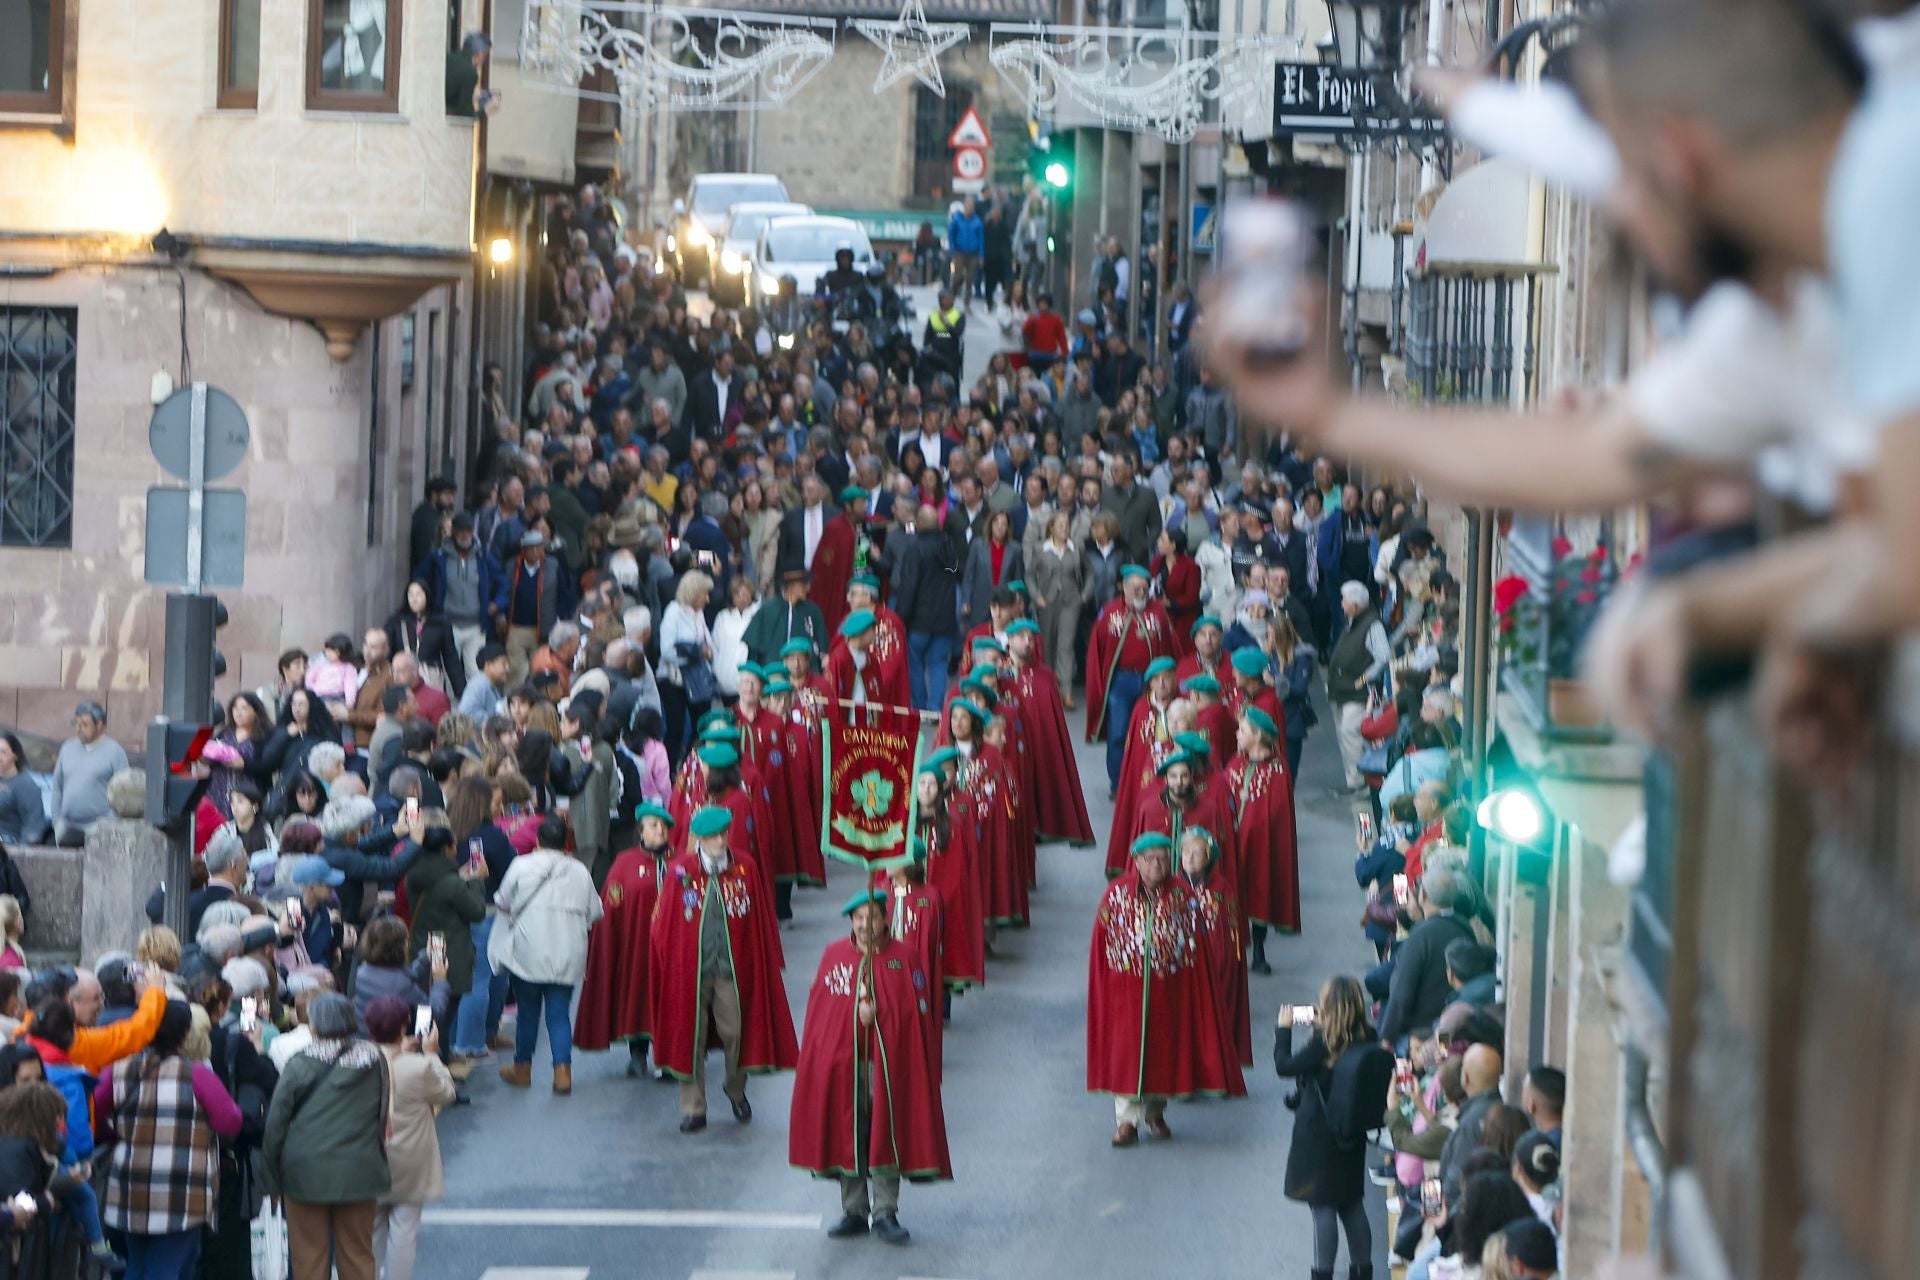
[{"left": 607, "top": 882, "right": 624, "bottom": 906}]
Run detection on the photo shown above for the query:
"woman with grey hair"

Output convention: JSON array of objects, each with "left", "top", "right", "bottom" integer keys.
[
  {"left": 657, "top": 570, "right": 715, "bottom": 765},
  {"left": 262, "top": 992, "right": 389, "bottom": 1280},
  {"left": 320, "top": 794, "right": 426, "bottom": 925}
]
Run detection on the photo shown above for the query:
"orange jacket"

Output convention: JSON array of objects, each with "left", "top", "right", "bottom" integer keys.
[{"left": 66, "top": 986, "right": 167, "bottom": 1075}]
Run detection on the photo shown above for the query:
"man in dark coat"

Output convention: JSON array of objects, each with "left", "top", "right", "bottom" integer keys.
[
  {"left": 890, "top": 505, "right": 961, "bottom": 712},
  {"left": 1376, "top": 864, "right": 1477, "bottom": 1047},
  {"left": 686, "top": 348, "right": 747, "bottom": 440},
  {"left": 743, "top": 570, "right": 829, "bottom": 667},
  {"left": 408, "top": 479, "right": 455, "bottom": 579},
  {"left": 1098, "top": 449, "right": 1162, "bottom": 565}
]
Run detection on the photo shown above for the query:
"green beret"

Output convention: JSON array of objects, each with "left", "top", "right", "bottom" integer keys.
[
  {"left": 840, "top": 609, "right": 876, "bottom": 637},
  {"left": 1174, "top": 731, "right": 1211, "bottom": 757},
  {"left": 1005, "top": 579, "right": 1028, "bottom": 595},
  {"left": 849, "top": 572, "right": 880, "bottom": 591},
  {"left": 699, "top": 707, "right": 733, "bottom": 731},
  {"left": 917, "top": 761, "right": 947, "bottom": 779},
  {"left": 1129, "top": 832, "right": 1174, "bottom": 856},
  {"left": 969, "top": 635, "right": 1006, "bottom": 654},
  {"left": 840, "top": 485, "right": 869, "bottom": 504},
  {"left": 840, "top": 888, "right": 889, "bottom": 916},
  {"left": 1243, "top": 706, "right": 1280, "bottom": 740},
  {"left": 1192, "top": 615, "right": 1224, "bottom": 636},
  {"left": 635, "top": 803, "right": 674, "bottom": 828},
  {"left": 1181, "top": 673, "right": 1221, "bottom": 697},
  {"left": 951, "top": 699, "right": 989, "bottom": 726},
  {"left": 764, "top": 676, "right": 794, "bottom": 695},
  {"left": 699, "top": 723, "right": 741, "bottom": 743},
  {"left": 1144, "top": 656, "right": 1176, "bottom": 681},
  {"left": 959, "top": 680, "right": 999, "bottom": 709},
  {"left": 1006, "top": 618, "right": 1040, "bottom": 636},
  {"left": 1230, "top": 647, "right": 1270, "bottom": 677},
  {"left": 689, "top": 806, "right": 733, "bottom": 837},
  {"left": 779, "top": 638, "right": 816, "bottom": 659},
  {"left": 925, "top": 747, "right": 961, "bottom": 771},
  {"left": 759, "top": 662, "right": 785, "bottom": 680},
  {"left": 736, "top": 663, "right": 764, "bottom": 682},
  {"left": 1120, "top": 564, "right": 1150, "bottom": 581},
  {"left": 1155, "top": 750, "right": 1194, "bottom": 776},
  {"left": 697, "top": 743, "right": 740, "bottom": 769}
]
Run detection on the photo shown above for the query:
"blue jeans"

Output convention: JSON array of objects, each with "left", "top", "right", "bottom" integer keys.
[
  {"left": 512, "top": 976, "right": 575, "bottom": 1067},
  {"left": 1104, "top": 668, "right": 1144, "bottom": 793},
  {"left": 1286, "top": 732, "right": 1305, "bottom": 779},
  {"left": 62, "top": 1176, "right": 103, "bottom": 1243},
  {"left": 908, "top": 630, "right": 954, "bottom": 713},
  {"left": 454, "top": 914, "right": 509, "bottom": 1054},
  {"left": 126, "top": 1228, "right": 197, "bottom": 1279}
]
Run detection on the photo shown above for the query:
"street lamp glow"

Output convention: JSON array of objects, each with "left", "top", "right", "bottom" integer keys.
[
  {"left": 487, "top": 236, "right": 513, "bottom": 265},
  {"left": 1044, "top": 161, "right": 1070, "bottom": 189},
  {"left": 1477, "top": 788, "right": 1546, "bottom": 846}
]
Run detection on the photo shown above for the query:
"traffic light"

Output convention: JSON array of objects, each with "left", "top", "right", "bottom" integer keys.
[
  {"left": 1028, "top": 133, "right": 1072, "bottom": 193},
  {"left": 145, "top": 719, "right": 214, "bottom": 838}
]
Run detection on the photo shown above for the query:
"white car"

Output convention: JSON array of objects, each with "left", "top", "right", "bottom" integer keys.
[
  {"left": 709, "top": 201, "right": 811, "bottom": 307},
  {"left": 751, "top": 215, "right": 876, "bottom": 302},
  {"left": 672, "top": 172, "right": 790, "bottom": 286}
]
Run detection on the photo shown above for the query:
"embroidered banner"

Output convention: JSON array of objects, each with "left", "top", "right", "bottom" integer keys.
[{"left": 821, "top": 719, "right": 921, "bottom": 868}]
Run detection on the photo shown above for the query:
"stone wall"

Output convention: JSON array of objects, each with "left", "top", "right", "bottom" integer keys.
[
  {"left": 6, "top": 846, "right": 85, "bottom": 960},
  {"left": 0, "top": 267, "right": 471, "bottom": 747}
]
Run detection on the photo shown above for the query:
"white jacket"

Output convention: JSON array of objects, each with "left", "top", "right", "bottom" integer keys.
[
  {"left": 1195, "top": 539, "right": 1238, "bottom": 620},
  {"left": 491, "top": 848, "right": 603, "bottom": 986},
  {"left": 711, "top": 603, "right": 759, "bottom": 697}
]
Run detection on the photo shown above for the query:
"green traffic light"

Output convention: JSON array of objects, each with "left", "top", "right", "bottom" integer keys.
[
  {"left": 1044, "top": 161, "right": 1070, "bottom": 189},
  {"left": 1476, "top": 787, "right": 1547, "bottom": 845}
]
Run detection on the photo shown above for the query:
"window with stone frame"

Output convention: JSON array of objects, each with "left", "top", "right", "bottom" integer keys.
[
  {"left": 912, "top": 82, "right": 976, "bottom": 206},
  {"left": 308, "top": 0, "right": 403, "bottom": 113},
  {"left": 0, "top": 0, "right": 73, "bottom": 124},
  {"left": 0, "top": 306, "right": 78, "bottom": 549}
]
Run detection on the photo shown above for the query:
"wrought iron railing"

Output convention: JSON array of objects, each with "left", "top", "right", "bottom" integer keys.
[{"left": 1405, "top": 266, "right": 1543, "bottom": 407}]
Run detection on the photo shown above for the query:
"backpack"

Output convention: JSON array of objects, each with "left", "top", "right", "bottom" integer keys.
[{"left": 1322, "top": 1040, "right": 1396, "bottom": 1149}]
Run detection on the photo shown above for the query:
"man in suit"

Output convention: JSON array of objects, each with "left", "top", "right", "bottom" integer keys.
[
  {"left": 1014, "top": 472, "right": 1054, "bottom": 552},
  {"left": 977, "top": 455, "right": 1018, "bottom": 517},
  {"left": 686, "top": 348, "right": 745, "bottom": 440},
  {"left": 944, "top": 474, "right": 990, "bottom": 563},
  {"left": 1098, "top": 447, "right": 1162, "bottom": 565}
]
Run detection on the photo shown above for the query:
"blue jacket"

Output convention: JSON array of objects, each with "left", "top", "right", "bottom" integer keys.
[
  {"left": 413, "top": 544, "right": 502, "bottom": 620},
  {"left": 948, "top": 210, "right": 985, "bottom": 256},
  {"left": 1316, "top": 514, "right": 1379, "bottom": 598},
  {"left": 1354, "top": 840, "right": 1407, "bottom": 949},
  {"left": 41, "top": 1057, "right": 95, "bottom": 1163},
  {"left": 1378, "top": 746, "right": 1454, "bottom": 811}
]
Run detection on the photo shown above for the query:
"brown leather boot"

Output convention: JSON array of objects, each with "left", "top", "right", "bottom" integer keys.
[
  {"left": 498, "top": 1062, "right": 532, "bottom": 1088},
  {"left": 552, "top": 1064, "right": 572, "bottom": 1095}
]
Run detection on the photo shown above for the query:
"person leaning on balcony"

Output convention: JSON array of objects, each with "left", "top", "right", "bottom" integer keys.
[
  {"left": 49, "top": 702, "right": 129, "bottom": 848},
  {"left": 446, "top": 32, "right": 492, "bottom": 119}
]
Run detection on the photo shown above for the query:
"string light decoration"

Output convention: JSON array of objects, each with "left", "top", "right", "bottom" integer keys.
[{"left": 850, "top": 0, "right": 971, "bottom": 96}]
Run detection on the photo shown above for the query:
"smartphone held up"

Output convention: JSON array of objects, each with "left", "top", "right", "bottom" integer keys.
[{"left": 1217, "top": 201, "right": 1312, "bottom": 366}]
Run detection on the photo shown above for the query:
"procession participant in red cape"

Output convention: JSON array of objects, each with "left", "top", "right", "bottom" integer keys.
[
  {"left": 957, "top": 654, "right": 1037, "bottom": 891},
  {"left": 980, "top": 713, "right": 1031, "bottom": 911},
  {"left": 1088, "top": 832, "right": 1246, "bottom": 1148},
  {"left": 912, "top": 756, "right": 984, "bottom": 1002},
  {"left": 1084, "top": 564, "right": 1178, "bottom": 796},
  {"left": 1229, "top": 645, "right": 1288, "bottom": 741},
  {"left": 1182, "top": 673, "right": 1238, "bottom": 769},
  {"left": 667, "top": 711, "right": 753, "bottom": 829},
  {"left": 827, "top": 609, "right": 913, "bottom": 734},
  {"left": 672, "top": 740, "right": 782, "bottom": 967},
  {"left": 1178, "top": 827, "right": 1252, "bottom": 1069},
  {"left": 1103, "top": 657, "right": 1182, "bottom": 878},
  {"left": 1175, "top": 617, "right": 1238, "bottom": 715},
  {"left": 876, "top": 837, "right": 946, "bottom": 1077},
  {"left": 575, "top": 803, "right": 676, "bottom": 1078},
  {"left": 946, "top": 698, "right": 1026, "bottom": 932},
  {"left": 843, "top": 571, "right": 910, "bottom": 709},
  {"left": 1225, "top": 706, "right": 1300, "bottom": 976},
  {"left": 933, "top": 636, "right": 1007, "bottom": 736},
  {"left": 1120, "top": 750, "right": 1239, "bottom": 895},
  {"left": 650, "top": 804, "right": 798, "bottom": 1133},
  {"left": 733, "top": 664, "right": 815, "bottom": 921},
  {"left": 761, "top": 672, "right": 828, "bottom": 891},
  {"left": 808, "top": 487, "right": 860, "bottom": 636},
  {"left": 791, "top": 888, "right": 951, "bottom": 1247},
  {"left": 962, "top": 587, "right": 1045, "bottom": 666},
  {"left": 781, "top": 638, "right": 835, "bottom": 736},
  {"left": 1005, "top": 618, "right": 1096, "bottom": 847}
]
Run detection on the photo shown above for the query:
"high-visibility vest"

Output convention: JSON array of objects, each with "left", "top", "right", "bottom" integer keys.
[{"left": 928, "top": 307, "right": 963, "bottom": 336}]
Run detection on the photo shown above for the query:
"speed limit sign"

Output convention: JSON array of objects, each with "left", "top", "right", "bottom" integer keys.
[{"left": 952, "top": 145, "right": 986, "bottom": 182}]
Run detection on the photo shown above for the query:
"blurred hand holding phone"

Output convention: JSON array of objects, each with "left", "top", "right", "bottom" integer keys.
[
  {"left": 239, "top": 997, "right": 258, "bottom": 1033},
  {"left": 1421, "top": 1177, "right": 1445, "bottom": 1219},
  {"left": 1217, "top": 202, "right": 1312, "bottom": 364},
  {"left": 1356, "top": 812, "right": 1376, "bottom": 848},
  {"left": 1393, "top": 873, "right": 1410, "bottom": 904},
  {"left": 413, "top": 1006, "right": 434, "bottom": 1038}
]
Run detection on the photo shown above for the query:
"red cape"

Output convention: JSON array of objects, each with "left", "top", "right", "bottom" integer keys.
[
  {"left": 964, "top": 621, "right": 1045, "bottom": 666},
  {"left": 826, "top": 639, "right": 914, "bottom": 733},
  {"left": 962, "top": 746, "right": 1027, "bottom": 928},
  {"left": 1009, "top": 660, "right": 1095, "bottom": 846},
  {"left": 1225, "top": 754, "right": 1300, "bottom": 933},
  {"left": 1194, "top": 702, "right": 1238, "bottom": 776},
  {"left": 1084, "top": 598, "right": 1177, "bottom": 742},
  {"left": 788, "top": 937, "right": 952, "bottom": 1182},
  {"left": 830, "top": 604, "right": 911, "bottom": 713},
  {"left": 1234, "top": 680, "right": 1287, "bottom": 742},
  {"left": 1102, "top": 696, "right": 1177, "bottom": 877},
  {"left": 1174, "top": 649, "right": 1232, "bottom": 701},
  {"left": 1119, "top": 785, "right": 1241, "bottom": 899},
  {"left": 916, "top": 815, "right": 984, "bottom": 990},
  {"left": 1184, "top": 872, "right": 1253, "bottom": 1067},
  {"left": 648, "top": 851, "right": 799, "bottom": 1079},
  {"left": 809, "top": 514, "right": 857, "bottom": 635},
  {"left": 668, "top": 776, "right": 784, "bottom": 968},
  {"left": 872, "top": 874, "right": 947, "bottom": 1079},
  {"left": 1085, "top": 868, "right": 1246, "bottom": 1100},
  {"left": 741, "top": 705, "right": 827, "bottom": 887},
  {"left": 1149, "top": 554, "right": 1202, "bottom": 655},
  {"left": 793, "top": 674, "right": 835, "bottom": 740},
  {"left": 575, "top": 845, "right": 667, "bottom": 1051}
]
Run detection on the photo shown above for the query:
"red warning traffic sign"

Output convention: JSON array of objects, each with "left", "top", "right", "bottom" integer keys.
[
  {"left": 952, "top": 146, "right": 987, "bottom": 182},
  {"left": 947, "top": 106, "right": 991, "bottom": 150}
]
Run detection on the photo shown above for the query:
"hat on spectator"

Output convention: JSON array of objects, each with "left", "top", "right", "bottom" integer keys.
[
  {"left": 1129, "top": 832, "right": 1173, "bottom": 856},
  {"left": 609, "top": 513, "right": 644, "bottom": 549},
  {"left": 1181, "top": 673, "right": 1221, "bottom": 697},
  {"left": 780, "top": 567, "right": 810, "bottom": 584},
  {"left": 1192, "top": 615, "right": 1223, "bottom": 636},
  {"left": 1243, "top": 706, "right": 1280, "bottom": 741},
  {"left": 1006, "top": 619, "right": 1040, "bottom": 636},
  {"left": 779, "top": 638, "right": 816, "bottom": 659},
  {"left": 1075, "top": 309, "right": 1098, "bottom": 326},
  {"left": 452, "top": 510, "right": 475, "bottom": 530},
  {"left": 840, "top": 609, "right": 876, "bottom": 637},
  {"left": 635, "top": 803, "right": 674, "bottom": 828},
  {"left": 1241, "top": 589, "right": 1271, "bottom": 610},
  {"left": 689, "top": 807, "right": 733, "bottom": 838},
  {"left": 1230, "top": 648, "right": 1269, "bottom": 677},
  {"left": 1144, "top": 656, "right": 1176, "bottom": 680},
  {"left": 696, "top": 743, "right": 740, "bottom": 769},
  {"left": 285, "top": 856, "right": 345, "bottom": 888}
]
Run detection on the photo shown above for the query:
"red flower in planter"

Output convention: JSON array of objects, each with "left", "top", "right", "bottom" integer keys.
[
  {"left": 1498, "top": 613, "right": 1516, "bottom": 634},
  {"left": 1588, "top": 544, "right": 1609, "bottom": 563},
  {"left": 1494, "top": 575, "right": 1531, "bottom": 615},
  {"left": 1580, "top": 564, "right": 1603, "bottom": 584},
  {"left": 1551, "top": 536, "right": 1574, "bottom": 559},
  {"left": 1575, "top": 589, "right": 1598, "bottom": 605}
]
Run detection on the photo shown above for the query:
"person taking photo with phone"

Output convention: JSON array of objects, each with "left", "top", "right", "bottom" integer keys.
[
  {"left": 1273, "top": 976, "right": 1394, "bottom": 1280},
  {"left": 365, "top": 995, "right": 457, "bottom": 1280}
]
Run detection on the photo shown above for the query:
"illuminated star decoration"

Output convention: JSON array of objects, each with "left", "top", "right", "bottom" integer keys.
[{"left": 851, "top": 0, "right": 969, "bottom": 96}]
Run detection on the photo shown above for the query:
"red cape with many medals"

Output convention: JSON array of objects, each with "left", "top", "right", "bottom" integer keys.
[
  {"left": 788, "top": 936, "right": 952, "bottom": 1183},
  {"left": 1102, "top": 693, "right": 1177, "bottom": 877},
  {"left": 916, "top": 813, "right": 984, "bottom": 991},
  {"left": 667, "top": 770, "right": 784, "bottom": 968},
  {"left": 647, "top": 850, "right": 799, "bottom": 1079},
  {"left": 1086, "top": 865, "right": 1246, "bottom": 1100},
  {"left": 574, "top": 843, "right": 667, "bottom": 1051},
  {"left": 827, "top": 604, "right": 912, "bottom": 718},
  {"left": 1225, "top": 753, "right": 1302, "bottom": 934},
  {"left": 737, "top": 703, "right": 827, "bottom": 888}
]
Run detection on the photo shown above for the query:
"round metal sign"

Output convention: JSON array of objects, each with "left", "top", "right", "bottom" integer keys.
[
  {"left": 952, "top": 146, "right": 987, "bottom": 182},
  {"left": 149, "top": 384, "right": 251, "bottom": 483}
]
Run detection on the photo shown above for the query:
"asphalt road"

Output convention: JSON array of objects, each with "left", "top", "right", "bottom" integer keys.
[{"left": 418, "top": 709, "right": 1392, "bottom": 1280}]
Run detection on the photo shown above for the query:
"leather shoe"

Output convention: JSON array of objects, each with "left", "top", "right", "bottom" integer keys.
[
  {"left": 552, "top": 1064, "right": 572, "bottom": 1096},
  {"left": 1111, "top": 1122, "right": 1138, "bottom": 1147},
  {"left": 678, "top": 1114, "right": 707, "bottom": 1133},
  {"left": 730, "top": 1096, "right": 752, "bottom": 1123},
  {"left": 1250, "top": 952, "right": 1273, "bottom": 975},
  {"left": 1145, "top": 1115, "right": 1172, "bottom": 1140},
  {"left": 497, "top": 1062, "right": 532, "bottom": 1089},
  {"left": 872, "top": 1214, "right": 910, "bottom": 1245},
  {"left": 826, "top": 1213, "right": 868, "bottom": 1239}
]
